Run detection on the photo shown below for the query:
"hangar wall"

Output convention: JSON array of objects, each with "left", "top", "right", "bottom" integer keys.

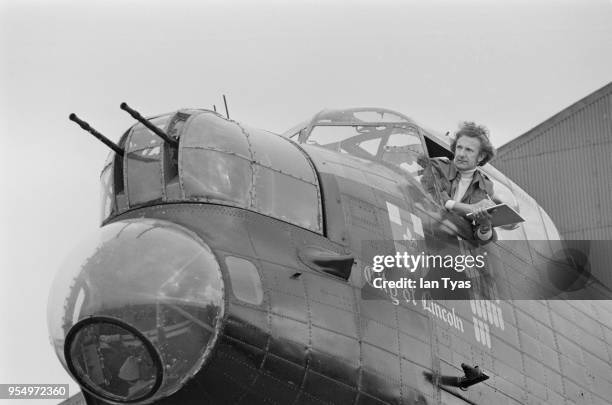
[{"left": 493, "top": 82, "right": 612, "bottom": 240}]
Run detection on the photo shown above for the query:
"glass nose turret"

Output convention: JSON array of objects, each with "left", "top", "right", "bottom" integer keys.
[{"left": 47, "top": 219, "right": 224, "bottom": 403}]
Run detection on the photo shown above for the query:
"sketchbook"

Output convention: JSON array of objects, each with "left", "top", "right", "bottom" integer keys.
[{"left": 466, "top": 203, "right": 525, "bottom": 228}]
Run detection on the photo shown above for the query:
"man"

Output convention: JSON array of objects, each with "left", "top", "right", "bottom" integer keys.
[{"left": 422, "top": 122, "right": 496, "bottom": 241}]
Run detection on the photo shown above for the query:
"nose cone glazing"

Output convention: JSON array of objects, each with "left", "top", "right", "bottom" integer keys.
[{"left": 48, "top": 219, "right": 224, "bottom": 403}]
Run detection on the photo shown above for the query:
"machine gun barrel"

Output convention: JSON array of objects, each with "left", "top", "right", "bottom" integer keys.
[
  {"left": 120, "top": 102, "right": 178, "bottom": 147},
  {"left": 69, "top": 113, "right": 125, "bottom": 156}
]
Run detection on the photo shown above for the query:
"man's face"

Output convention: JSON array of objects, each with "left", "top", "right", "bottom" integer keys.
[{"left": 454, "top": 136, "right": 484, "bottom": 171}]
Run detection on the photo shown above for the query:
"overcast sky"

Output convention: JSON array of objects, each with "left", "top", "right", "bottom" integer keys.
[{"left": 1, "top": 0, "right": 611, "bottom": 402}]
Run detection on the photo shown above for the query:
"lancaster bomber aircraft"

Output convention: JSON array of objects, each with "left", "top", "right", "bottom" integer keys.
[{"left": 50, "top": 105, "right": 612, "bottom": 404}]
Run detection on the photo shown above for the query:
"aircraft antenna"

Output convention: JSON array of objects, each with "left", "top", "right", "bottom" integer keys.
[
  {"left": 213, "top": 105, "right": 217, "bottom": 112},
  {"left": 69, "top": 113, "right": 125, "bottom": 156},
  {"left": 120, "top": 102, "right": 178, "bottom": 147},
  {"left": 223, "top": 94, "right": 230, "bottom": 119}
]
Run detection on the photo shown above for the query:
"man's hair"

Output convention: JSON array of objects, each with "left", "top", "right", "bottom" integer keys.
[{"left": 449, "top": 121, "right": 496, "bottom": 166}]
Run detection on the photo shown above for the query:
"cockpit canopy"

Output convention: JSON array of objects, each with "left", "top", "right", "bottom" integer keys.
[
  {"left": 100, "top": 110, "right": 322, "bottom": 233},
  {"left": 284, "top": 108, "right": 452, "bottom": 179},
  {"left": 310, "top": 108, "right": 411, "bottom": 125}
]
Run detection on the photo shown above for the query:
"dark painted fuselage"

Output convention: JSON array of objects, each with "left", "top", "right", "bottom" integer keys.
[{"left": 52, "top": 108, "right": 612, "bottom": 405}]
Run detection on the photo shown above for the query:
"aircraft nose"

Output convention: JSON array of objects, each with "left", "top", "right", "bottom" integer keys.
[{"left": 47, "top": 219, "right": 224, "bottom": 403}]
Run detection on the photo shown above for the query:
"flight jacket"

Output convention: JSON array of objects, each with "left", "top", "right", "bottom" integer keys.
[
  {"left": 419, "top": 156, "right": 497, "bottom": 242},
  {"left": 421, "top": 156, "right": 494, "bottom": 206}
]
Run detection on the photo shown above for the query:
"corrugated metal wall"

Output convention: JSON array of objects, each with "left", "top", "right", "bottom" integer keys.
[{"left": 494, "top": 82, "right": 612, "bottom": 240}]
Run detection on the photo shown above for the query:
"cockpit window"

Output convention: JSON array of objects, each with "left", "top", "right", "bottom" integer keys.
[
  {"left": 386, "top": 130, "right": 421, "bottom": 147},
  {"left": 357, "top": 138, "right": 381, "bottom": 156},
  {"left": 305, "top": 124, "right": 426, "bottom": 179},
  {"left": 381, "top": 127, "right": 425, "bottom": 175},
  {"left": 306, "top": 126, "right": 362, "bottom": 153}
]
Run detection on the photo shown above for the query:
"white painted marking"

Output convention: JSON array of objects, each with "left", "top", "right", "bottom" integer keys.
[
  {"left": 410, "top": 213, "right": 424, "bottom": 237},
  {"left": 478, "top": 319, "right": 487, "bottom": 345},
  {"left": 402, "top": 226, "right": 412, "bottom": 240},
  {"left": 480, "top": 301, "right": 489, "bottom": 323},
  {"left": 490, "top": 302, "right": 500, "bottom": 328},
  {"left": 485, "top": 301, "right": 494, "bottom": 325},
  {"left": 386, "top": 202, "right": 402, "bottom": 225},
  {"left": 473, "top": 317, "right": 481, "bottom": 343},
  {"left": 484, "top": 323, "right": 491, "bottom": 348},
  {"left": 496, "top": 304, "right": 505, "bottom": 330},
  {"left": 475, "top": 300, "right": 483, "bottom": 319}
]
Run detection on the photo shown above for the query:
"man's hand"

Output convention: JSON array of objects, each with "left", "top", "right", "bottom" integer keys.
[
  {"left": 446, "top": 199, "right": 496, "bottom": 241},
  {"left": 469, "top": 199, "right": 495, "bottom": 223}
]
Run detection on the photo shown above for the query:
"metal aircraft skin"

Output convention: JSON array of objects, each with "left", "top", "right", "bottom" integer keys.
[{"left": 50, "top": 107, "right": 612, "bottom": 405}]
